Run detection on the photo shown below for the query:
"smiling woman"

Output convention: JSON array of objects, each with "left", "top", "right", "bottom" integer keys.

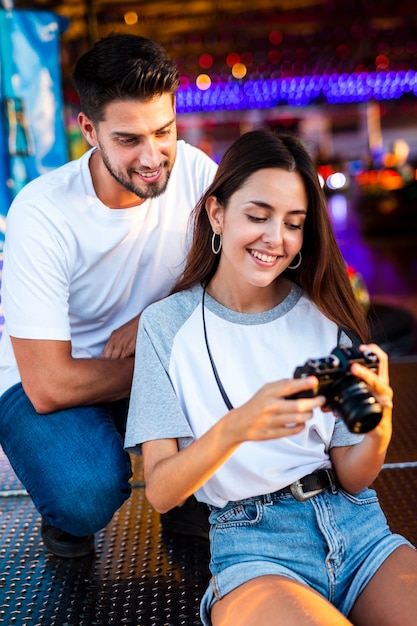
[
  {"left": 124, "top": 128, "right": 417, "bottom": 626},
  {"left": 203, "top": 167, "right": 307, "bottom": 311}
]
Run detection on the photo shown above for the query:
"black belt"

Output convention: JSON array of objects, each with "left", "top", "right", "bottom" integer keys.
[{"left": 274, "top": 469, "right": 338, "bottom": 501}]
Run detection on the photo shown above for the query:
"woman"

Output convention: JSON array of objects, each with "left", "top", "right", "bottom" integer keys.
[{"left": 125, "top": 129, "right": 417, "bottom": 625}]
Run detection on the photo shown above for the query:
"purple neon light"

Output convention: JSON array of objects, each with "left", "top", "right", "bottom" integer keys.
[{"left": 176, "top": 70, "right": 417, "bottom": 113}]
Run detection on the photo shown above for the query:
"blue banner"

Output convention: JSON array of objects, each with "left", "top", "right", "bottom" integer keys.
[{"left": 0, "top": 9, "right": 68, "bottom": 249}]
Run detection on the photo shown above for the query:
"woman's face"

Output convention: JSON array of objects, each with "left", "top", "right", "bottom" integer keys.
[{"left": 208, "top": 167, "right": 308, "bottom": 294}]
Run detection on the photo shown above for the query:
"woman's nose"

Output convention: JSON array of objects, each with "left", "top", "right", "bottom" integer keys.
[{"left": 262, "top": 220, "right": 282, "bottom": 245}]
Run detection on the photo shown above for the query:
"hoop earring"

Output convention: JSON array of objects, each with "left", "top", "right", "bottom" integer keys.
[
  {"left": 288, "top": 251, "right": 302, "bottom": 270},
  {"left": 211, "top": 232, "right": 222, "bottom": 255}
]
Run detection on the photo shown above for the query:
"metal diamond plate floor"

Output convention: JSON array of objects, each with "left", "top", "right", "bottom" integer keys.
[
  {"left": 1, "top": 359, "right": 416, "bottom": 625},
  {"left": 0, "top": 455, "right": 210, "bottom": 626}
]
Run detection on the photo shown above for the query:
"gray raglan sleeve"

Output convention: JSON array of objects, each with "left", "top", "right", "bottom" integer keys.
[
  {"left": 330, "top": 418, "right": 364, "bottom": 447},
  {"left": 124, "top": 312, "right": 194, "bottom": 455}
]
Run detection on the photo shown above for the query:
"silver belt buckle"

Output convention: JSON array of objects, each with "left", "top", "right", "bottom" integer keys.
[{"left": 290, "top": 480, "right": 323, "bottom": 502}]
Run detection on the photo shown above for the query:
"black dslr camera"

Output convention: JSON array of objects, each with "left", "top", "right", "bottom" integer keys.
[{"left": 287, "top": 345, "right": 382, "bottom": 434}]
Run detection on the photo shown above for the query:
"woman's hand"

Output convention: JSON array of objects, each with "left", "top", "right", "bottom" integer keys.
[
  {"left": 350, "top": 343, "right": 392, "bottom": 407},
  {"left": 226, "top": 375, "right": 325, "bottom": 444},
  {"left": 331, "top": 343, "right": 393, "bottom": 493},
  {"left": 350, "top": 343, "right": 393, "bottom": 446}
]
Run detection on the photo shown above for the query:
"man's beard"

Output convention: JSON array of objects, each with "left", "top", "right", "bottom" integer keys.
[{"left": 100, "top": 148, "right": 172, "bottom": 200}]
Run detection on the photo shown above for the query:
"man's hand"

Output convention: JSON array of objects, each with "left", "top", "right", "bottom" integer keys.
[{"left": 101, "top": 315, "right": 140, "bottom": 359}]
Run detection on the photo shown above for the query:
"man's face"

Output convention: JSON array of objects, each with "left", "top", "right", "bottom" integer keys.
[{"left": 81, "top": 94, "right": 177, "bottom": 204}]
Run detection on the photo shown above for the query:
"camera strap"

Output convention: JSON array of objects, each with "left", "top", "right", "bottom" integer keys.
[
  {"left": 338, "top": 326, "right": 361, "bottom": 348},
  {"left": 202, "top": 288, "right": 362, "bottom": 413},
  {"left": 202, "top": 286, "right": 234, "bottom": 411}
]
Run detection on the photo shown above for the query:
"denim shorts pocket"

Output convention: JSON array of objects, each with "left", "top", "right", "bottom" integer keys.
[
  {"left": 338, "top": 486, "right": 379, "bottom": 506},
  {"left": 210, "top": 499, "right": 263, "bottom": 528}
]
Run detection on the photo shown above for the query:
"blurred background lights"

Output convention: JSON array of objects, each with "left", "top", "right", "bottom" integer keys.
[
  {"left": 199, "top": 53, "right": 213, "bottom": 69},
  {"left": 179, "top": 75, "right": 190, "bottom": 87},
  {"left": 123, "top": 11, "right": 138, "bottom": 25},
  {"left": 268, "top": 49, "right": 282, "bottom": 64},
  {"left": 327, "top": 194, "right": 348, "bottom": 226},
  {"left": 336, "top": 44, "right": 351, "bottom": 59},
  {"left": 226, "top": 52, "right": 241, "bottom": 67},
  {"left": 196, "top": 74, "right": 212, "bottom": 90},
  {"left": 327, "top": 172, "right": 348, "bottom": 190},
  {"left": 232, "top": 63, "right": 247, "bottom": 79},
  {"left": 176, "top": 69, "right": 417, "bottom": 113},
  {"left": 269, "top": 30, "right": 283, "bottom": 45},
  {"left": 241, "top": 51, "right": 254, "bottom": 66},
  {"left": 376, "top": 54, "right": 390, "bottom": 70}
]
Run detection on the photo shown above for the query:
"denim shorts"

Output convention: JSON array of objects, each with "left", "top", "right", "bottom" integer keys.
[{"left": 200, "top": 486, "right": 413, "bottom": 626}]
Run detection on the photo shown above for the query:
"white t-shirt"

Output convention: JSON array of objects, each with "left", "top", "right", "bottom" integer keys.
[
  {"left": 125, "top": 283, "right": 363, "bottom": 508},
  {"left": 0, "top": 141, "right": 217, "bottom": 397}
]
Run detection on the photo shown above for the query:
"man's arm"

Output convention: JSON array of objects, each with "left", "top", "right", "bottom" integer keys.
[{"left": 11, "top": 337, "right": 134, "bottom": 414}]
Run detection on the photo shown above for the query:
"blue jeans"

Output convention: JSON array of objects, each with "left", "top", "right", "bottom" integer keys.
[
  {"left": 0, "top": 383, "right": 132, "bottom": 536},
  {"left": 200, "top": 486, "right": 413, "bottom": 625}
]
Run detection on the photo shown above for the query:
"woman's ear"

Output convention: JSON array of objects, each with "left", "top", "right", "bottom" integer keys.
[{"left": 206, "top": 196, "right": 224, "bottom": 233}]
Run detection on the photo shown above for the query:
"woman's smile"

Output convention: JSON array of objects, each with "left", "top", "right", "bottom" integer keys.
[{"left": 249, "top": 249, "right": 280, "bottom": 264}]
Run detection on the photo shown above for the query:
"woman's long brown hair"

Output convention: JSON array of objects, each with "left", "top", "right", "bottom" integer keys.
[{"left": 171, "top": 129, "right": 369, "bottom": 342}]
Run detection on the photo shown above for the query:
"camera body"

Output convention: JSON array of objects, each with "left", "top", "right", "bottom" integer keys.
[{"left": 288, "top": 345, "right": 382, "bottom": 433}]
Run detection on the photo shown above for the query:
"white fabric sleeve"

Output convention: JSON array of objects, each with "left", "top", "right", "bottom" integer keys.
[{"left": 2, "top": 200, "right": 71, "bottom": 340}]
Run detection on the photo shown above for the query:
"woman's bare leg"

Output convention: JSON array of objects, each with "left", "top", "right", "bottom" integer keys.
[
  {"left": 211, "top": 575, "right": 352, "bottom": 626},
  {"left": 349, "top": 545, "right": 417, "bottom": 626}
]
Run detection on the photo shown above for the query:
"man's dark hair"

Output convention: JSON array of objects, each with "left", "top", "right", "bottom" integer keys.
[{"left": 72, "top": 34, "right": 180, "bottom": 123}]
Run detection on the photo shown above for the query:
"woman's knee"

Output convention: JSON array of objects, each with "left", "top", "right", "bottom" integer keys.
[{"left": 211, "top": 576, "right": 351, "bottom": 626}]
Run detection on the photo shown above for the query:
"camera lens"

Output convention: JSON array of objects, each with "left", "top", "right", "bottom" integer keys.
[{"left": 329, "top": 376, "right": 383, "bottom": 434}]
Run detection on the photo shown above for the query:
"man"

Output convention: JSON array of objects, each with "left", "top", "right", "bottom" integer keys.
[{"left": 0, "top": 34, "right": 217, "bottom": 557}]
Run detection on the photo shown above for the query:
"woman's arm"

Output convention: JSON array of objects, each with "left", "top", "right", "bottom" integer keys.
[
  {"left": 330, "top": 344, "right": 393, "bottom": 493},
  {"left": 143, "top": 375, "right": 326, "bottom": 513}
]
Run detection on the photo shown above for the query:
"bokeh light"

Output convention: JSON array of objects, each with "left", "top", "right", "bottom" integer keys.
[
  {"left": 232, "top": 63, "right": 247, "bottom": 79},
  {"left": 124, "top": 11, "right": 138, "bottom": 25},
  {"left": 269, "top": 31, "right": 283, "bottom": 45},
  {"left": 226, "top": 52, "right": 240, "bottom": 67},
  {"left": 199, "top": 53, "right": 213, "bottom": 69},
  {"left": 376, "top": 54, "right": 390, "bottom": 70},
  {"left": 196, "top": 74, "right": 212, "bottom": 90}
]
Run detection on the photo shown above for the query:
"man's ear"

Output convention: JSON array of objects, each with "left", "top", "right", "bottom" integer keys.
[
  {"left": 78, "top": 112, "right": 98, "bottom": 147},
  {"left": 206, "top": 196, "right": 224, "bottom": 233}
]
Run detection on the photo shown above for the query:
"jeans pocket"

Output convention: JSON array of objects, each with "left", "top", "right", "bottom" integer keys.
[
  {"left": 211, "top": 499, "right": 263, "bottom": 528},
  {"left": 338, "top": 486, "right": 379, "bottom": 506}
]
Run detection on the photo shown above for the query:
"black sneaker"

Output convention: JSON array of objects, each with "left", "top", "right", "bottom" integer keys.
[
  {"left": 41, "top": 521, "right": 95, "bottom": 558},
  {"left": 160, "top": 495, "right": 210, "bottom": 541}
]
